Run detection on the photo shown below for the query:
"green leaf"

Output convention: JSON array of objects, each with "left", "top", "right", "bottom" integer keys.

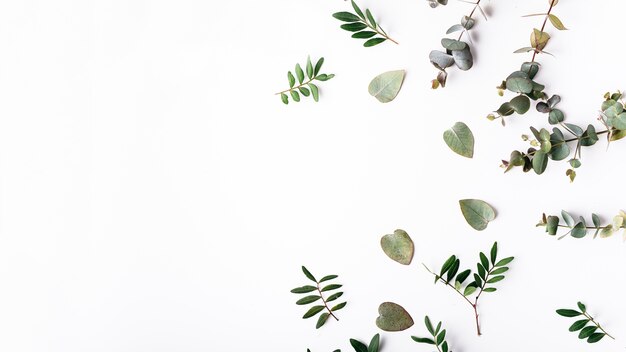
[
  {"left": 326, "top": 292, "right": 343, "bottom": 302},
  {"left": 331, "top": 302, "right": 346, "bottom": 311},
  {"left": 295, "top": 64, "right": 304, "bottom": 84},
  {"left": 530, "top": 28, "right": 550, "bottom": 51},
  {"left": 352, "top": 31, "right": 377, "bottom": 39},
  {"left": 436, "top": 329, "right": 446, "bottom": 345},
  {"left": 306, "top": 56, "right": 313, "bottom": 79},
  {"left": 333, "top": 12, "right": 363, "bottom": 22},
  {"left": 350, "top": 339, "right": 368, "bottom": 352},
  {"left": 321, "top": 284, "right": 342, "bottom": 292},
  {"left": 341, "top": 22, "right": 368, "bottom": 32},
  {"left": 290, "top": 90, "right": 300, "bottom": 102},
  {"left": 314, "top": 57, "right": 324, "bottom": 76},
  {"left": 548, "top": 14, "right": 567, "bottom": 30},
  {"left": 411, "top": 336, "right": 435, "bottom": 344},
  {"left": 459, "top": 199, "right": 496, "bottom": 231},
  {"left": 480, "top": 252, "right": 490, "bottom": 270},
  {"left": 569, "top": 319, "right": 589, "bottom": 332},
  {"left": 561, "top": 210, "right": 574, "bottom": 227},
  {"left": 425, "top": 316, "right": 434, "bottom": 334},
  {"left": 510, "top": 95, "right": 531, "bottom": 114},
  {"left": 587, "top": 333, "right": 605, "bottom": 343},
  {"left": 456, "top": 269, "right": 471, "bottom": 284},
  {"left": 303, "top": 305, "right": 325, "bottom": 319},
  {"left": 440, "top": 255, "right": 457, "bottom": 276},
  {"left": 365, "top": 9, "right": 377, "bottom": 28},
  {"left": 351, "top": 0, "right": 365, "bottom": 19},
  {"left": 463, "top": 285, "right": 477, "bottom": 296},
  {"left": 380, "top": 229, "right": 415, "bottom": 265},
  {"left": 281, "top": 93, "right": 289, "bottom": 105},
  {"left": 319, "top": 275, "right": 338, "bottom": 283},
  {"left": 487, "top": 275, "right": 505, "bottom": 284},
  {"left": 490, "top": 267, "right": 509, "bottom": 275},
  {"left": 546, "top": 216, "right": 559, "bottom": 235},
  {"left": 548, "top": 109, "right": 564, "bottom": 124},
  {"left": 446, "top": 259, "right": 460, "bottom": 283},
  {"left": 494, "top": 257, "right": 514, "bottom": 266},
  {"left": 375, "top": 302, "right": 414, "bottom": 332},
  {"left": 296, "top": 295, "right": 322, "bottom": 305},
  {"left": 368, "top": 70, "right": 406, "bottom": 103},
  {"left": 364, "top": 38, "right": 386, "bottom": 47},
  {"left": 483, "top": 287, "right": 497, "bottom": 292},
  {"left": 577, "top": 302, "right": 586, "bottom": 312},
  {"left": 532, "top": 150, "right": 548, "bottom": 174},
  {"left": 288, "top": 71, "right": 295, "bottom": 88},
  {"left": 291, "top": 285, "right": 317, "bottom": 294},
  {"left": 298, "top": 86, "right": 310, "bottom": 97},
  {"left": 592, "top": 214, "right": 601, "bottom": 228},
  {"left": 443, "top": 122, "right": 474, "bottom": 158},
  {"left": 302, "top": 266, "right": 317, "bottom": 282},
  {"left": 309, "top": 83, "right": 319, "bottom": 102},
  {"left": 578, "top": 326, "right": 597, "bottom": 339},
  {"left": 556, "top": 309, "right": 581, "bottom": 317},
  {"left": 571, "top": 222, "right": 587, "bottom": 238},
  {"left": 441, "top": 38, "right": 467, "bottom": 51},
  {"left": 316, "top": 312, "right": 330, "bottom": 329},
  {"left": 506, "top": 72, "right": 533, "bottom": 94},
  {"left": 368, "top": 334, "right": 380, "bottom": 352}
]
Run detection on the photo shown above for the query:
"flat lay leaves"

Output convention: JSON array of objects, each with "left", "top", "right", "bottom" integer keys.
[
  {"left": 412, "top": 316, "right": 452, "bottom": 352},
  {"left": 333, "top": 1, "right": 398, "bottom": 47},
  {"left": 538, "top": 210, "right": 626, "bottom": 240},
  {"left": 380, "top": 229, "right": 414, "bottom": 265},
  {"left": 443, "top": 122, "right": 474, "bottom": 158},
  {"left": 368, "top": 70, "right": 406, "bottom": 103},
  {"left": 459, "top": 199, "right": 496, "bottom": 231},
  {"left": 278, "top": 57, "right": 334, "bottom": 104},
  {"left": 349, "top": 334, "right": 380, "bottom": 352},
  {"left": 291, "top": 266, "right": 346, "bottom": 329},
  {"left": 375, "top": 302, "right": 414, "bottom": 332},
  {"left": 557, "top": 302, "right": 615, "bottom": 343}
]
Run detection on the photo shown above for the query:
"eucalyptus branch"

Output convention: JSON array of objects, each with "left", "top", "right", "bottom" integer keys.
[
  {"left": 277, "top": 57, "right": 334, "bottom": 105},
  {"left": 333, "top": 1, "right": 398, "bottom": 47},
  {"left": 429, "top": 0, "right": 485, "bottom": 89},
  {"left": 291, "top": 266, "right": 346, "bottom": 329},
  {"left": 501, "top": 92, "right": 626, "bottom": 181},
  {"left": 537, "top": 210, "right": 626, "bottom": 240},
  {"left": 486, "top": 0, "right": 567, "bottom": 125},
  {"left": 557, "top": 302, "right": 615, "bottom": 343},
  {"left": 423, "top": 242, "right": 514, "bottom": 336}
]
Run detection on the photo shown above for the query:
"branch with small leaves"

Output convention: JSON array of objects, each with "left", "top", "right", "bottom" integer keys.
[
  {"left": 423, "top": 242, "right": 514, "bottom": 336},
  {"left": 333, "top": 1, "right": 398, "bottom": 47},
  {"left": 277, "top": 57, "right": 334, "bottom": 104},
  {"left": 430, "top": 0, "right": 487, "bottom": 88},
  {"left": 537, "top": 210, "right": 626, "bottom": 241},
  {"left": 411, "top": 316, "right": 453, "bottom": 352},
  {"left": 487, "top": 0, "right": 567, "bottom": 125},
  {"left": 349, "top": 333, "right": 380, "bottom": 352},
  {"left": 557, "top": 302, "right": 615, "bottom": 343},
  {"left": 291, "top": 266, "right": 347, "bottom": 329},
  {"left": 501, "top": 92, "right": 626, "bottom": 181}
]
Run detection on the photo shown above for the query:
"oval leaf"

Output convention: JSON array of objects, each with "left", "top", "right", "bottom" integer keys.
[
  {"left": 368, "top": 70, "right": 406, "bottom": 103},
  {"left": 459, "top": 199, "right": 496, "bottom": 231},
  {"left": 443, "top": 122, "right": 474, "bottom": 158}
]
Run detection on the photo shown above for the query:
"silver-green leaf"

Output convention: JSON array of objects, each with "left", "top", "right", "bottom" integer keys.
[
  {"left": 459, "top": 199, "right": 496, "bottom": 231},
  {"left": 380, "top": 229, "right": 415, "bottom": 265},
  {"left": 368, "top": 70, "right": 406, "bottom": 103},
  {"left": 443, "top": 122, "right": 474, "bottom": 158}
]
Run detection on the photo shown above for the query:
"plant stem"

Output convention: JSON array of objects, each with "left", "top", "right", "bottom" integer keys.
[
  {"left": 274, "top": 77, "right": 316, "bottom": 95},
  {"left": 362, "top": 20, "right": 398, "bottom": 45},
  {"left": 583, "top": 312, "right": 615, "bottom": 340},
  {"left": 458, "top": 0, "right": 482, "bottom": 41},
  {"left": 554, "top": 224, "right": 625, "bottom": 230},
  {"left": 523, "top": 129, "right": 610, "bottom": 158},
  {"left": 531, "top": 1, "right": 555, "bottom": 62},
  {"left": 315, "top": 281, "right": 339, "bottom": 321}
]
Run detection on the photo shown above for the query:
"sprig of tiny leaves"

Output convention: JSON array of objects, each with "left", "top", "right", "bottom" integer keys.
[
  {"left": 333, "top": 1, "right": 398, "bottom": 47},
  {"left": 277, "top": 56, "right": 334, "bottom": 104},
  {"left": 430, "top": 0, "right": 486, "bottom": 88},
  {"left": 537, "top": 210, "right": 626, "bottom": 241},
  {"left": 291, "top": 266, "right": 346, "bottom": 329},
  {"left": 557, "top": 302, "right": 615, "bottom": 343},
  {"left": 350, "top": 333, "right": 380, "bottom": 352},
  {"left": 487, "top": 0, "right": 567, "bottom": 125},
  {"left": 501, "top": 92, "right": 626, "bottom": 181},
  {"left": 411, "top": 316, "right": 452, "bottom": 352},
  {"left": 423, "top": 242, "right": 514, "bottom": 336}
]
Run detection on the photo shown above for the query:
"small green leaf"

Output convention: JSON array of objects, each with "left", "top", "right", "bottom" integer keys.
[
  {"left": 331, "top": 302, "right": 346, "bottom": 311},
  {"left": 352, "top": 31, "right": 377, "bottom": 39},
  {"left": 350, "top": 339, "right": 368, "bottom": 352},
  {"left": 587, "top": 333, "right": 605, "bottom": 343},
  {"left": 569, "top": 319, "right": 589, "bottom": 332},
  {"left": 556, "top": 309, "right": 581, "bottom": 317},
  {"left": 299, "top": 86, "right": 310, "bottom": 97},
  {"left": 314, "top": 57, "right": 324, "bottom": 76},
  {"left": 483, "top": 287, "right": 497, "bottom": 292},
  {"left": 288, "top": 71, "right": 295, "bottom": 88},
  {"left": 295, "top": 64, "right": 304, "bottom": 84},
  {"left": 411, "top": 336, "right": 435, "bottom": 344},
  {"left": 463, "top": 285, "right": 477, "bottom": 296},
  {"left": 480, "top": 252, "right": 489, "bottom": 270},
  {"left": 306, "top": 56, "right": 313, "bottom": 79},
  {"left": 302, "top": 266, "right": 317, "bottom": 282},
  {"left": 441, "top": 38, "right": 467, "bottom": 51},
  {"left": 510, "top": 95, "right": 531, "bottom": 114},
  {"left": 351, "top": 0, "right": 365, "bottom": 19},
  {"left": 436, "top": 329, "right": 446, "bottom": 345},
  {"left": 321, "top": 284, "right": 342, "bottom": 292},
  {"left": 425, "top": 316, "right": 434, "bottom": 335},
  {"left": 333, "top": 12, "right": 363, "bottom": 22},
  {"left": 291, "top": 285, "right": 317, "bottom": 294},
  {"left": 296, "top": 295, "right": 321, "bottom": 305},
  {"left": 380, "top": 229, "right": 415, "bottom": 265},
  {"left": 341, "top": 22, "right": 368, "bottom": 32},
  {"left": 368, "top": 334, "right": 380, "bottom": 352},
  {"left": 365, "top": 9, "right": 377, "bottom": 28},
  {"left": 487, "top": 275, "right": 505, "bottom": 284},
  {"left": 368, "top": 70, "right": 406, "bottom": 103},
  {"left": 459, "top": 199, "right": 496, "bottom": 231},
  {"left": 309, "top": 83, "right": 319, "bottom": 102},
  {"left": 316, "top": 312, "right": 330, "bottom": 329},
  {"left": 364, "top": 37, "right": 386, "bottom": 47},
  {"left": 577, "top": 302, "right": 586, "bottom": 312},
  {"left": 290, "top": 90, "right": 300, "bottom": 102},
  {"left": 319, "top": 275, "right": 338, "bottom": 283},
  {"left": 491, "top": 267, "right": 508, "bottom": 275},
  {"left": 494, "top": 257, "right": 514, "bottom": 266},
  {"left": 303, "top": 305, "right": 325, "bottom": 319},
  {"left": 326, "top": 292, "right": 343, "bottom": 302},
  {"left": 376, "top": 302, "right": 414, "bottom": 332},
  {"left": 532, "top": 150, "right": 548, "bottom": 174},
  {"left": 281, "top": 93, "right": 289, "bottom": 105},
  {"left": 443, "top": 122, "right": 474, "bottom": 158},
  {"left": 548, "top": 14, "right": 567, "bottom": 30},
  {"left": 578, "top": 326, "right": 597, "bottom": 339}
]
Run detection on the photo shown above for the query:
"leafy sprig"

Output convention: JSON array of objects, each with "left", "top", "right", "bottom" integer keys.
[
  {"left": 411, "top": 316, "right": 452, "bottom": 352},
  {"left": 333, "top": 1, "right": 398, "bottom": 47},
  {"left": 557, "top": 302, "right": 615, "bottom": 343},
  {"left": 430, "top": 0, "right": 486, "bottom": 88},
  {"left": 349, "top": 333, "right": 380, "bottom": 352},
  {"left": 501, "top": 92, "right": 626, "bottom": 181},
  {"left": 487, "top": 0, "right": 567, "bottom": 125},
  {"left": 537, "top": 210, "right": 626, "bottom": 240},
  {"left": 423, "top": 242, "right": 514, "bottom": 335},
  {"left": 277, "top": 56, "right": 334, "bottom": 104},
  {"left": 291, "top": 266, "right": 346, "bottom": 329}
]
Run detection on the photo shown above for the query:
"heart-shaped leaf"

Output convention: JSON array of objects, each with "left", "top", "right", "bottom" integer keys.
[
  {"left": 380, "top": 229, "right": 414, "bottom": 265},
  {"left": 443, "top": 122, "right": 474, "bottom": 158},
  {"left": 375, "top": 302, "right": 414, "bottom": 331},
  {"left": 368, "top": 70, "right": 406, "bottom": 103},
  {"left": 459, "top": 199, "right": 496, "bottom": 231}
]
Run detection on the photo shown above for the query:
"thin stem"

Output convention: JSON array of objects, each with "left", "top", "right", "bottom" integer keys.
[
  {"left": 531, "top": 1, "right": 555, "bottom": 62},
  {"left": 457, "top": 0, "right": 481, "bottom": 41},
  {"left": 553, "top": 224, "right": 626, "bottom": 230},
  {"left": 583, "top": 312, "right": 615, "bottom": 340},
  {"left": 316, "top": 282, "right": 338, "bottom": 321},
  {"left": 358, "top": 16, "right": 398, "bottom": 44},
  {"left": 274, "top": 77, "right": 316, "bottom": 96}
]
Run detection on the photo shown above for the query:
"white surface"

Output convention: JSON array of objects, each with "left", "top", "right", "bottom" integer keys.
[{"left": 0, "top": 0, "right": 625, "bottom": 351}]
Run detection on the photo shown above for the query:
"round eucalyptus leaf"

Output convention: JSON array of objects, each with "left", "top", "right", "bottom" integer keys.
[
  {"left": 429, "top": 50, "right": 455, "bottom": 69},
  {"left": 547, "top": 94, "right": 561, "bottom": 107},
  {"left": 497, "top": 102, "right": 515, "bottom": 116},
  {"left": 446, "top": 24, "right": 464, "bottom": 34},
  {"left": 380, "top": 229, "right": 414, "bottom": 265},
  {"left": 443, "top": 122, "right": 474, "bottom": 158},
  {"left": 548, "top": 143, "right": 570, "bottom": 161},
  {"left": 452, "top": 46, "right": 473, "bottom": 71},
  {"left": 459, "top": 199, "right": 496, "bottom": 231},
  {"left": 520, "top": 61, "right": 540, "bottom": 79},
  {"left": 441, "top": 38, "right": 467, "bottom": 51},
  {"left": 510, "top": 95, "right": 530, "bottom": 114},
  {"left": 506, "top": 76, "right": 533, "bottom": 94},
  {"left": 613, "top": 112, "right": 626, "bottom": 130},
  {"left": 532, "top": 150, "right": 548, "bottom": 174},
  {"left": 375, "top": 302, "right": 414, "bottom": 332},
  {"left": 548, "top": 109, "right": 564, "bottom": 124},
  {"left": 536, "top": 102, "right": 551, "bottom": 113}
]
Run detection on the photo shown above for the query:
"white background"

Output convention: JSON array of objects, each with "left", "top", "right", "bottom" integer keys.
[{"left": 0, "top": 0, "right": 625, "bottom": 351}]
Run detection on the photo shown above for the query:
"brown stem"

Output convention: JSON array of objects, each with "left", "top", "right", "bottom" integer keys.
[
  {"left": 316, "top": 282, "right": 338, "bottom": 321},
  {"left": 583, "top": 312, "right": 615, "bottom": 340},
  {"left": 473, "top": 305, "right": 481, "bottom": 336},
  {"left": 531, "top": 1, "right": 555, "bottom": 62},
  {"left": 275, "top": 77, "right": 315, "bottom": 96}
]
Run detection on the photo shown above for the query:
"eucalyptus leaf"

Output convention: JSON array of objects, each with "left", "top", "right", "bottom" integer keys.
[
  {"left": 443, "top": 122, "right": 474, "bottom": 158},
  {"left": 376, "top": 302, "right": 414, "bottom": 331},
  {"left": 459, "top": 199, "right": 496, "bottom": 231},
  {"left": 380, "top": 229, "right": 415, "bottom": 265},
  {"left": 368, "top": 70, "right": 406, "bottom": 103}
]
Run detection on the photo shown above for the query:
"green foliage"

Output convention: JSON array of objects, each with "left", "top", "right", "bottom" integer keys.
[
  {"left": 423, "top": 242, "right": 514, "bottom": 335},
  {"left": 411, "top": 316, "right": 452, "bottom": 352},
  {"left": 430, "top": 1, "right": 486, "bottom": 88},
  {"left": 459, "top": 199, "right": 496, "bottom": 231},
  {"left": 277, "top": 57, "right": 334, "bottom": 105},
  {"left": 380, "top": 229, "right": 414, "bottom": 265},
  {"left": 333, "top": 1, "right": 398, "bottom": 47},
  {"left": 501, "top": 92, "right": 626, "bottom": 181},
  {"left": 557, "top": 302, "right": 614, "bottom": 343},
  {"left": 368, "top": 70, "right": 406, "bottom": 103},
  {"left": 537, "top": 211, "right": 626, "bottom": 240},
  {"left": 375, "top": 302, "right": 414, "bottom": 332},
  {"left": 349, "top": 334, "right": 380, "bottom": 352},
  {"left": 291, "top": 266, "right": 346, "bottom": 329},
  {"left": 443, "top": 122, "right": 474, "bottom": 158}
]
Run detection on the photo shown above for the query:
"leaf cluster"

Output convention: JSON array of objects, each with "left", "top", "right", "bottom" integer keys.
[
  {"left": 291, "top": 266, "right": 346, "bottom": 329},
  {"left": 279, "top": 57, "right": 334, "bottom": 105},
  {"left": 557, "top": 302, "right": 614, "bottom": 343},
  {"left": 501, "top": 92, "right": 625, "bottom": 181},
  {"left": 411, "top": 316, "right": 451, "bottom": 352},
  {"left": 537, "top": 210, "right": 626, "bottom": 240},
  {"left": 349, "top": 334, "right": 380, "bottom": 352},
  {"left": 333, "top": 1, "right": 397, "bottom": 47}
]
